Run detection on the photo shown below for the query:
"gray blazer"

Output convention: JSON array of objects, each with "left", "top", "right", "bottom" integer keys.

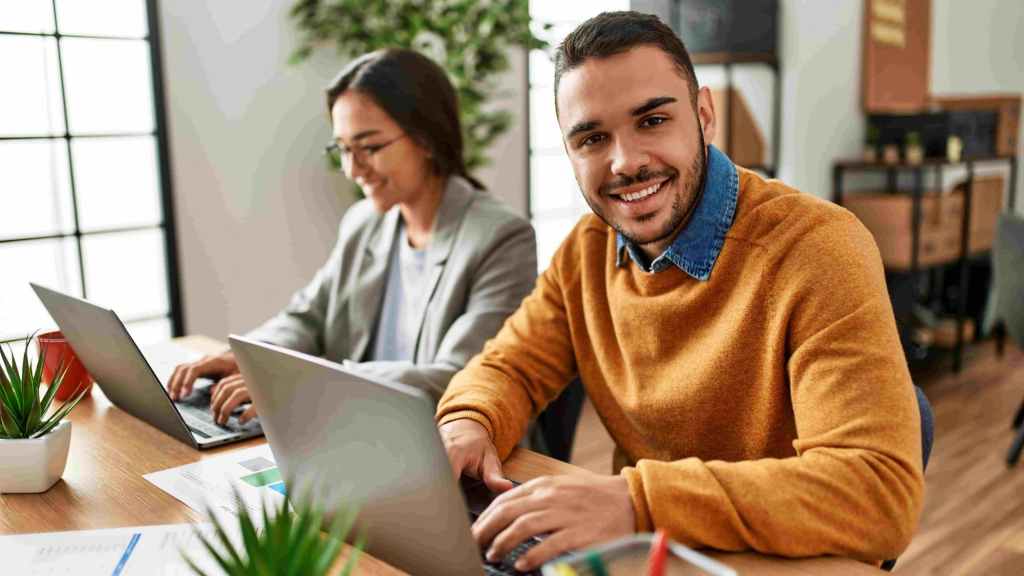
[{"left": 246, "top": 176, "right": 537, "bottom": 400}]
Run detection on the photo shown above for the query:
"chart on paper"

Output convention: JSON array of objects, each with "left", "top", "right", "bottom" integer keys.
[
  {"left": 0, "top": 523, "right": 227, "bottom": 576},
  {"left": 143, "top": 444, "right": 287, "bottom": 526}
]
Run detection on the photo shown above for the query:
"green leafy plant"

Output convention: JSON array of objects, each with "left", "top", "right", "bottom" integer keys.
[
  {"left": 289, "top": 0, "right": 549, "bottom": 172},
  {"left": 185, "top": 485, "right": 364, "bottom": 576},
  {"left": 0, "top": 336, "right": 87, "bottom": 439},
  {"left": 865, "top": 124, "right": 880, "bottom": 146},
  {"left": 905, "top": 131, "right": 922, "bottom": 147}
]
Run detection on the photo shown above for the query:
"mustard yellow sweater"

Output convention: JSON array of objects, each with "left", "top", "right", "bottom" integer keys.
[{"left": 437, "top": 168, "right": 924, "bottom": 562}]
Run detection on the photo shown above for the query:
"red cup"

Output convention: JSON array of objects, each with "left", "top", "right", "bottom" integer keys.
[{"left": 36, "top": 330, "right": 94, "bottom": 402}]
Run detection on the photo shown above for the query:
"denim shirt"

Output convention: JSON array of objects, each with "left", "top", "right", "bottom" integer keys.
[{"left": 615, "top": 144, "right": 738, "bottom": 280}]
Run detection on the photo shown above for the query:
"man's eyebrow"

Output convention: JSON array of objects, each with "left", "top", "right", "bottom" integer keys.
[
  {"left": 566, "top": 120, "right": 600, "bottom": 140},
  {"left": 631, "top": 96, "right": 677, "bottom": 117}
]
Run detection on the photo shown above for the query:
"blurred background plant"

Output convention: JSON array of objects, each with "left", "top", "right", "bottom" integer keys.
[
  {"left": 289, "top": 0, "right": 549, "bottom": 172},
  {"left": 184, "top": 485, "right": 363, "bottom": 576}
]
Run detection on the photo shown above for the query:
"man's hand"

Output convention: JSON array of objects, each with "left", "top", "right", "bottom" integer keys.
[
  {"left": 473, "top": 474, "right": 636, "bottom": 572},
  {"left": 439, "top": 419, "right": 514, "bottom": 493},
  {"left": 166, "top": 351, "right": 239, "bottom": 400},
  {"left": 209, "top": 373, "right": 258, "bottom": 425}
]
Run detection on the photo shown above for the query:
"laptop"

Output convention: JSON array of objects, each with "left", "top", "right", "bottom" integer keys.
[
  {"left": 30, "top": 283, "right": 263, "bottom": 449},
  {"left": 229, "top": 335, "right": 547, "bottom": 576}
]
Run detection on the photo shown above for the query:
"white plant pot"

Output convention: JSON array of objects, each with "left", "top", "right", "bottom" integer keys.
[{"left": 0, "top": 420, "right": 72, "bottom": 494}]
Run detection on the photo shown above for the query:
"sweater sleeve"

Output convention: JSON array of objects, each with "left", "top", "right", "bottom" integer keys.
[
  {"left": 436, "top": 239, "right": 579, "bottom": 458},
  {"left": 621, "top": 213, "right": 925, "bottom": 562}
]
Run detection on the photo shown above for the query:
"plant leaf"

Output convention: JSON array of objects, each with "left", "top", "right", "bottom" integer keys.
[
  {"left": 0, "top": 344, "right": 25, "bottom": 417},
  {"left": 31, "top": 382, "right": 87, "bottom": 439}
]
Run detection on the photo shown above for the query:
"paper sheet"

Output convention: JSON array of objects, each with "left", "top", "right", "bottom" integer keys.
[
  {"left": 143, "top": 444, "right": 286, "bottom": 527},
  {"left": 0, "top": 523, "right": 228, "bottom": 576}
]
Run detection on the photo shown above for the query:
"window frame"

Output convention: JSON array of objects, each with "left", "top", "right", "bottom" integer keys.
[{"left": 0, "top": 0, "right": 184, "bottom": 342}]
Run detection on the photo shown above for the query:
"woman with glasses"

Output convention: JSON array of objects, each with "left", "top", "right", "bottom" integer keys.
[{"left": 167, "top": 49, "right": 537, "bottom": 424}]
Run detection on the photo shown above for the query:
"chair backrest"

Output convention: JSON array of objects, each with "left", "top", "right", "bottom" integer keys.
[
  {"left": 917, "top": 385, "right": 934, "bottom": 470},
  {"left": 994, "top": 212, "right": 1024, "bottom": 346},
  {"left": 883, "top": 384, "right": 935, "bottom": 571}
]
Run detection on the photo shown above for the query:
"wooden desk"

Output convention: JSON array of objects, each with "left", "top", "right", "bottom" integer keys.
[{"left": 0, "top": 336, "right": 879, "bottom": 575}]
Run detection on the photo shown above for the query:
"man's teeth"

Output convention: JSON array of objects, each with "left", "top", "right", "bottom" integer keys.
[{"left": 620, "top": 180, "right": 664, "bottom": 202}]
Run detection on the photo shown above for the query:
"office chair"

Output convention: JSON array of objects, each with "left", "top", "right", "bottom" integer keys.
[
  {"left": 535, "top": 377, "right": 586, "bottom": 463},
  {"left": 992, "top": 212, "right": 1024, "bottom": 467},
  {"left": 881, "top": 384, "right": 935, "bottom": 571}
]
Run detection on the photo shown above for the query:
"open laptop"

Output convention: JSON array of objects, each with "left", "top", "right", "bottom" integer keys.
[
  {"left": 229, "top": 335, "right": 547, "bottom": 576},
  {"left": 30, "top": 283, "right": 263, "bottom": 449}
]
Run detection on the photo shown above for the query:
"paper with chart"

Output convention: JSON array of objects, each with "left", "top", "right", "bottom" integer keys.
[
  {"left": 144, "top": 444, "right": 286, "bottom": 526},
  {"left": 0, "top": 523, "right": 231, "bottom": 576}
]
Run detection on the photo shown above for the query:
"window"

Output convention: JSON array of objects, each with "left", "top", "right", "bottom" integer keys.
[
  {"left": 0, "top": 0, "right": 181, "bottom": 347},
  {"left": 527, "top": 1, "right": 630, "bottom": 270}
]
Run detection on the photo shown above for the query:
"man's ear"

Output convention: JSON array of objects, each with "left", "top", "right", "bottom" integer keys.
[{"left": 695, "top": 86, "right": 716, "bottom": 145}]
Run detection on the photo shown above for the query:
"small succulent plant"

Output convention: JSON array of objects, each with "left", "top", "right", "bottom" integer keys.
[{"left": 0, "top": 336, "right": 87, "bottom": 439}]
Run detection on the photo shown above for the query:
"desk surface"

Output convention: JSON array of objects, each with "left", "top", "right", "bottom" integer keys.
[{"left": 0, "top": 336, "right": 879, "bottom": 575}]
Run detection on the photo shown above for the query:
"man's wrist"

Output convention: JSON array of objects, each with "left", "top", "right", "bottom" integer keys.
[{"left": 438, "top": 410, "right": 495, "bottom": 441}]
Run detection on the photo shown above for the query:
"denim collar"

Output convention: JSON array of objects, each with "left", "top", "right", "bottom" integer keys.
[{"left": 615, "top": 144, "right": 738, "bottom": 280}]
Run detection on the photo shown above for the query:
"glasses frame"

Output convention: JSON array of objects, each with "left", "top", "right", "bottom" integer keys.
[{"left": 324, "top": 133, "right": 406, "bottom": 170}]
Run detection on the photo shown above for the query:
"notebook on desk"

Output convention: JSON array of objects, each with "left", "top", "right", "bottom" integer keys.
[
  {"left": 30, "top": 283, "right": 263, "bottom": 449},
  {"left": 230, "top": 335, "right": 552, "bottom": 576}
]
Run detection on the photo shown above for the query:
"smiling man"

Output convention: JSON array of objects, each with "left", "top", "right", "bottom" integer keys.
[{"left": 437, "top": 11, "right": 924, "bottom": 571}]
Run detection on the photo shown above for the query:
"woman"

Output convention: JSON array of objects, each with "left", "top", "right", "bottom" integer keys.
[{"left": 167, "top": 49, "right": 536, "bottom": 424}]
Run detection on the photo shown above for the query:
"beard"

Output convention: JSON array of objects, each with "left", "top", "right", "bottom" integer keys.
[{"left": 585, "top": 125, "right": 708, "bottom": 250}]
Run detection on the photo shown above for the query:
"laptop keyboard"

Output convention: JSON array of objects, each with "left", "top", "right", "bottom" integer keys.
[
  {"left": 463, "top": 478, "right": 543, "bottom": 576},
  {"left": 481, "top": 539, "right": 542, "bottom": 576},
  {"left": 177, "top": 403, "right": 243, "bottom": 437}
]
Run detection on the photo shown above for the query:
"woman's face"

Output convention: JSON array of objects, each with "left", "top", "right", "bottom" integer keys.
[{"left": 330, "top": 90, "right": 434, "bottom": 212}]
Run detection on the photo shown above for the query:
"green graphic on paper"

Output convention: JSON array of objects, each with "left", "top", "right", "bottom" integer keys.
[{"left": 240, "top": 467, "right": 281, "bottom": 488}]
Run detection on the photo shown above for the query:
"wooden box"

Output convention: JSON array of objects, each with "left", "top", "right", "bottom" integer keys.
[
  {"left": 843, "top": 176, "right": 1003, "bottom": 270},
  {"left": 845, "top": 191, "right": 961, "bottom": 269},
  {"left": 953, "top": 175, "right": 1006, "bottom": 252}
]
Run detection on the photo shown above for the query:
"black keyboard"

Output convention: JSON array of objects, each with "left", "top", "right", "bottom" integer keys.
[
  {"left": 463, "top": 478, "right": 543, "bottom": 576},
  {"left": 482, "top": 538, "right": 542, "bottom": 576}
]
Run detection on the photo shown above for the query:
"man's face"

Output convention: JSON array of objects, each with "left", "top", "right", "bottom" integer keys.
[{"left": 556, "top": 45, "right": 716, "bottom": 258}]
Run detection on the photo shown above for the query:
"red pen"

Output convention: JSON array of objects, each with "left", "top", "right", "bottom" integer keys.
[{"left": 647, "top": 530, "right": 669, "bottom": 576}]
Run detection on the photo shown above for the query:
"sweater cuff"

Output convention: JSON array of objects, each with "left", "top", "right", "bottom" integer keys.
[
  {"left": 622, "top": 466, "right": 653, "bottom": 532},
  {"left": 436, "top": 410, "right": 496, "bottom": 442}
]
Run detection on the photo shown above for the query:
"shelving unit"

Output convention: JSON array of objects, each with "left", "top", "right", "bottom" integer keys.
[
  {"left": 833, "top": 155, "right": 1019, "bottom": 371},
  {"left": 693, "top": 52, "right": 781, "bottom": 176}
]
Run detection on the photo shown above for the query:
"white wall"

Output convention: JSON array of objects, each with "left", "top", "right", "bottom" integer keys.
[
  {"left": 158, "top": 1, "right": 352, "bottom": 338},
  {"left": 776, "top": 0, "right": 1024, "bottom": 207},
  {"left": 157, "top": 0, "right": 529, "bottom": 338},
  {"left": 476, "top": 48, "right": 529, "bottom": 215}
]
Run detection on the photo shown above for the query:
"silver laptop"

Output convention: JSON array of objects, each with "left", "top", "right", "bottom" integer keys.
[
  {"left": 230, "top": 335, "right": 545, "bottom": 576},
  {"left": 30, "top": 283, "right": 263, "bottom": 449}
]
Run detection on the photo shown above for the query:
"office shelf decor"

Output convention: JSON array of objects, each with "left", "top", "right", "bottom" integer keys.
[
  {"left": 0, "top": 337, "right": 88, "bottom": 494},
  {"left": 289, "top": 0, "right": 547, "bottom": 172},
  {"left": 633, "top": 0, "right": 781, "bottom": 174},
  {"left": 833, "top": 154, "right": 1019, "bottom": 372}
]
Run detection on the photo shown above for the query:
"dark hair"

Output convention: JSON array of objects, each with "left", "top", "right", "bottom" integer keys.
[
  {"left": 554, "top": 11, "right": 700, "bottom": 113},
  {"left": 326, "top": 48, "right": 484, "bottom": 189}
]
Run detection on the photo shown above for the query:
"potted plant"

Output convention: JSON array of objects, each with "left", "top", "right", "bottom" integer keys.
[
  {"left": 0, "top": 336, "right": 89, "bottom": 494},
  {"left": 904, "top": 131, "right": 924, "bottom": 164},
  {"left": 184, "top": 485, "right": 364, "bottom": 576},
  {"left": 863, "top": 124, "right": 880, "bottom": 162}
]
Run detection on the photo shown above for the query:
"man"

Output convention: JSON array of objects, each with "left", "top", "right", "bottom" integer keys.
[{"left": 437, "top": 10, "right": 924, "bottom": 572}]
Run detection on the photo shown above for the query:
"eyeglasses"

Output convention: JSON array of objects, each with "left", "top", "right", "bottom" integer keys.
[{"left": 324, "top": 134, "right": 406, "bottom": 169}]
